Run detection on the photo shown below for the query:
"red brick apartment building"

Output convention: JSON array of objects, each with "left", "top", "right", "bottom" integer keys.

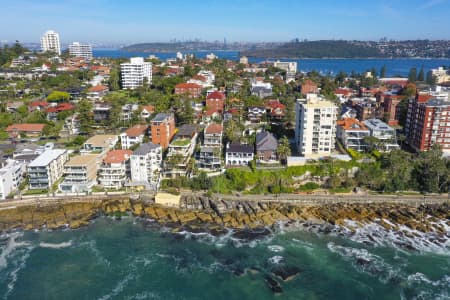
[{"left": 150, "top": 113, "right": 176, "bottom": 149}]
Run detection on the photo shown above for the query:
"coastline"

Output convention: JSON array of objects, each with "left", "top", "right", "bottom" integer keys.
[{"left": 0, "top": 192, "right": 448, "bottom": 242}]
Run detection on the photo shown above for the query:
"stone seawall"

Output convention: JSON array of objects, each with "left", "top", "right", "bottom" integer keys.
[{"left": 0, "top": 193, "right": 448, "bottom": 234}]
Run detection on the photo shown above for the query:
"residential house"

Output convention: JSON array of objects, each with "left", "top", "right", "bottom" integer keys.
[
  {"left": 6, "top": 101, "right": 23, "bottom": 113},
  {"left": 251, "top": 79, "right": 273, "bottom": 98},
  {"left": 28, "top": 100, "right": 49, "bottom": 112},
  {"left": 60, "top": 113, "right": 80, "bottom": 137},
  {"left": 93, "top": 103, "right": 111, "bottom": 123},
  {"left": 46, "top": 102, "right": 74, "bottom": 121},
  {"left": 0, "top": 159, "right": 26, "bottom": 199},
  {"left": 59, "top": 154, "right": 100, "bottom": 193},
  {"left": 98, "top": 150, "right": 132, "bottom": 190},
  {"left": 247, "top": 106, "right": 266, "bottom": 123},
  {"left": 164, "top": 125, "right": 198, "bottom": 178},
  {"left": 6, "top": 124, "right": 45, "bottom": 139},
  {"left": 120, "top": 103, "right": 139, "bottom": 122},
  {"left": 255, "top": 131, "right": 278, "bottom": 163},
  {"left": 151, "top": 113, "right": 176, "bottom": 149},
  {"left": 301, "top": 79, "right": 319, "bottom": 95},
  {"left": 174, "top": 83, "right": 202, "bottom": 98},
  {"left": 141, "top": 105, "right": 155, "bottom": 119},
  {"left": 87, "top": 85, "right": 109, "bottom": 101},
  {"left": 265, "top": 99, "right": 286, "bottom": 121},
  {"left": 120, "top": 125, "right": 148, "bottom": 149},
  {"left": 336, "top": 118, "right": 370, "bottom": 152},
  {"left": 81, "top": 135, "right": 118, "bottom": 155},
  {"left": 27, "top": 149, "right": 68, "bottom": 190},
  {"left": 225, "top": 143, "right": 254, "bottom": 166},
  {"left": 130, "top": 142, "right": 162, "bottom": 190}
]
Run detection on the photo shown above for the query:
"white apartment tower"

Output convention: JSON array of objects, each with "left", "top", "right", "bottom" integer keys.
[
  {"left": 295, "top": 94, "right": 338, "bottom": 158},
  {"left": 40, "top": 30, "right": 61, "bottom": 55},
  {"left": 68, "top": 42, "right": 93, "bottom": 60},
  {"left": 120, "top": 57, "right": 152, "bottom": 89}
]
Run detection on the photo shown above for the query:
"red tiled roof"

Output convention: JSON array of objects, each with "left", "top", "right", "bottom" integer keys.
[
  {"left": 175, "top": 83, "right": 202, "bottom": 89},
  {"left": 125, "top": 124, "right": 148, "bottom": 137},
  {"left": 6, "top": 123, "right": 45, "bottom": 132},
  {"left": 337, "top": 118, "right": 368, "bottom": 131},
  {"left": 47, "top": 103, "right": 75, "bottom": 113},
  {"left": 205, "top": 123, "right": 223, "bottom": 134},
  {"left": 142, "top": 105, "right": 155, "bottom": 113},
  {"left": 417, "top": 93, "right": 433, "bottom": 103},
  {"left": 206, "top": 91, "right": 225, "bottom": 100},
  {"left": 88, "top": 85, "right": 108, "bottom": 92},
  {"left": 29, "top": 101, "right": 49, "bottom": 107},
  {"left": 204, "top": 108, "right": 220, "bottom": 116},
  {"left": 192, "top": 75, "right": 207, "bottom": 81},
  {"left": 335, "top": 88, "right": 353, "bottom": 96},
  {"left": 103, "top": 150, "right": 132, "bottom": 164}
]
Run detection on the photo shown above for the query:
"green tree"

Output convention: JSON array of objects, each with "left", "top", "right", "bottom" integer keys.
[
  {"left": 414, "top": 145, "right": 448, "bottom": 193},
  {"left": 426, "top": 71, "right": 437, "bottom": 85},
  {"left": 108, "top": 68, "right": 120, "bottom": 91},
  {"left": 408, "top": 67, "right": 417, "bottom": 82},
  {"left": 276, "top": 136, "right": 291, "bottom": 165},
  {"left": 417, "top": 66, "right": 425, "bottom": 82},
  {"left": 77, "top": 99, "right": 93, "bottom": 134},
  {"left": 47, "top": 91, "right": 70, "bottom": 102},
  {"left": 224, "top": 119, "right": 240, "bottom": 143},
  {"left": 380, "top": 65, "right": 386, "bottom": 78}
]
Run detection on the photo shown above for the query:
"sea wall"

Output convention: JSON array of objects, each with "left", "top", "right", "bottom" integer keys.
[{"left": 0, "top": 193, "right": 448, "bottom": 233}]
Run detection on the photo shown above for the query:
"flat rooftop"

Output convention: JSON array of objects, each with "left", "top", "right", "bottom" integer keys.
[
  {"left": 65, "top": 154, "right": 99, "bottom": 166},
  {"left": 29, "top": 149, "right": 67, "bottom": 167}
]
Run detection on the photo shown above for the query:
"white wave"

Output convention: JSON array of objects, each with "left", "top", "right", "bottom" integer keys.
[
  {"left": 268, "top": 255, "right": 284, "bottom": 264},
  {"left": 98, "top": 272, "right": 135, "bottom": 300},
  {"left": 291, "top": 238, "right": 314, "bottom": 251},
  {"left": 78, "top": 240, "right": 110, "bottom": 267},
  {"left": 4, "top": 251, "right": 31, "bottom": 299},
  {"left": 0, "top": 232, "right": 31, "bottom": 270},
  {"left": 39, "top": 240, "right": 73, "bottom": 249},
  {"left": 267, "top": 245, "right": 284, "bottom": 252},
  {"left": 327, "top": 242, "right": 401, "bottom": 284}
]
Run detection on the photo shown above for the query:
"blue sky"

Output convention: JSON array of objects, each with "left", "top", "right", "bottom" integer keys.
[{"left": 1, "top": 0, "right": 450, "bottom": 43}]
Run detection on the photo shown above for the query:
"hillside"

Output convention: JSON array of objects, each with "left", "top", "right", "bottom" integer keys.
[{"left": 241, "top": 40, "right": 383, "bottom": 58}]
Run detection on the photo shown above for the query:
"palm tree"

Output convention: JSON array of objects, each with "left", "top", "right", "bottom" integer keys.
[{"left": 276, "top": 136, "right": 291, "bottom": 165}]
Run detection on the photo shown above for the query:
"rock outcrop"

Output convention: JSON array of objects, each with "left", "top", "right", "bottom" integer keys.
[{"left": 0, "top": 195, "right": 449, "bottom": 235}]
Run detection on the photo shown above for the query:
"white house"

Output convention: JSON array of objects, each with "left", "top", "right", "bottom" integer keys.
[
  {"left": 225, "top": 143, "right": 254, "bottom": 166},
  {"left": 120, "top": 125, "right": 148, "bottom": 150},
  {"left": 0, "top": 159, "right": 26, "bottom": 199}
]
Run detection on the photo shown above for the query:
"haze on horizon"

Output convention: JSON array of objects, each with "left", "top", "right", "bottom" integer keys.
[{"left": 1, "top": 0, "right": 450, "bottom": 44}]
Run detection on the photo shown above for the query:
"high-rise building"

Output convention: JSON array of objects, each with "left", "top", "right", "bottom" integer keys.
[
  {"left": 405, "top": 94, "right": 450, "bottom": 153},
  {"left": 150, "top": 113, "right": 176, "bottom": 149},
  {"left": 295, "top": 94, "right": 337, "bottom": 157},
  {"left": 120, "top": 57, "right": 152, "bottom": 89},
  {"left": 40, "top": 30, "right": 61, "bottom": 55},
  {"left": 68, "top": 42, "right": 93, "bottom": 60},
  {"left": 130, "top": 143, "right": 162, "bottom": 190}
]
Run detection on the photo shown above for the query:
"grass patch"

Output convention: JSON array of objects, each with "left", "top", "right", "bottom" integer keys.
[{"left": 23, "top": 189, "right": 48, "bottom": 195}]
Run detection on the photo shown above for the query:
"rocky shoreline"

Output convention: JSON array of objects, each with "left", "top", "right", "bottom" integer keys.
[{"left": 0, "top": 194, "right": 448, "bottom": 237}]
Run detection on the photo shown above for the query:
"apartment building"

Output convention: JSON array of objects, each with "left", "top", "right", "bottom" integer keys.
[
  {"left": 0, "top": 159, "right": 26, "bottom": 199},
  {"left": 27, "top": 149, "right": 68, "bottom": 190},
  {"left": 295, "top": 94, "right": 338, "bottom": 158},
  {"left": 120, "top": 57, "right": 152, "bottom": 89},
  {"left": 197, "top": 123, "right": 223, "bottom": 171},
  {"left": 364, "top": 118, "right": 399, "bottom": 151},
  {"left": 98, "top": 150, "right": 132, "bottom": 190},
  {"left": 164, "top": 125, "right": 198, "bottom": 178},
  {"left": 151, "top": 113, "right": 176, "bottom": 149},
  {"left": 68, "top": 42, "right": 93, "bottom": 60},
  {"left": 130, "top": 143, "right": 162, "bottom": 190},
  {"left": 40, "top": 30, "right": 61, "bottom": 55},
  {"left": 120, "top": 125, "right": 148, "bottom": 150},
  {"left": 336, "top": 118, "right": 370, "bottom": 152},
  {"left": 405, "top": 95, "right": 450, "bottom": 153},
  {"left": 174, "top": 83, "right": 202, "bottom": 98},
  {"left": 59, "top": 154, "right": 100, "bottom": 193},
  {"left": 81, "top": 135, "right": 118, "bottom": 155}
]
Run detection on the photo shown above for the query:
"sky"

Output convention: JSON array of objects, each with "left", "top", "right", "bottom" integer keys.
[{"left": 1, "top": 0, "right": 450, "bottom": 44}]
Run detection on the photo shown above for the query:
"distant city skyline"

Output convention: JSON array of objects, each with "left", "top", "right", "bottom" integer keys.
[{"left": 1, "top": 0, "right": 450, "bottom": 44}]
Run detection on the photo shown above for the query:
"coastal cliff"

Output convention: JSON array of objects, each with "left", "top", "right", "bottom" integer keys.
[{"left": 0, "top": 194, "right": 448, "bottom": 236}]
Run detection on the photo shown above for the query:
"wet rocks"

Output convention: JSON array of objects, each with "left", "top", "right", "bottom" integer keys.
[
  {"left": 271, "top": 266, "right": 301, "bottom": 282},
  {"left": 264, "top": 275, "right": 283, "bottom": 294}
]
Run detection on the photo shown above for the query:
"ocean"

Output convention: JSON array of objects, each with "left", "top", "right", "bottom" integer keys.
[
  {"left": 93, "top": 49, "right": 450, "bottom": 77},
  {"left": 1, "top": 216, "right": 448, "bottom": 299}
]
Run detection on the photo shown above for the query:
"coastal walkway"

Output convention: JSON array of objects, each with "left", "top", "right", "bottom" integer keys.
[{"left": 0, "top": 191, "right": 448, "bottom": 210}]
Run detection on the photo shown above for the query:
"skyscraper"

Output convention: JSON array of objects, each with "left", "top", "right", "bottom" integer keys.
[{"left": 40, "top": 30, "right": 61, "bottom": 55}]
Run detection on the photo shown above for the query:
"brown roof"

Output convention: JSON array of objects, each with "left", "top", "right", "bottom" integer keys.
[
  {"left": 175, "top": 83, "right": 202, "bottom": 89},
  {"left": 125, "top": 124, "right": 148, "bottom": 137},
  {"left": 205, "top": 123, "right": 223, "bottom": 134},
  {"left": 88, "top": 85, "right": 108, "bottom": 92},
  {"left": 206, "top": 91, "right": 225, "bottom": 100},
  {"left": 6, "top": 123, "right": 45, "bottom": 132},
  {"left": 142, "top": 105, "right": 155, "bottom": 113},
  {"left": 337, "top": 118, "right": 368, "bottom": 131},
  {"left": 103, "top": 150, "right": 132, "bottom": 164}
]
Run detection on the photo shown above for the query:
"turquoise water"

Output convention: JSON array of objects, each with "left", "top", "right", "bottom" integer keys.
[{"left": 0, "top": 217, "right": 449, "bottom": 300}]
